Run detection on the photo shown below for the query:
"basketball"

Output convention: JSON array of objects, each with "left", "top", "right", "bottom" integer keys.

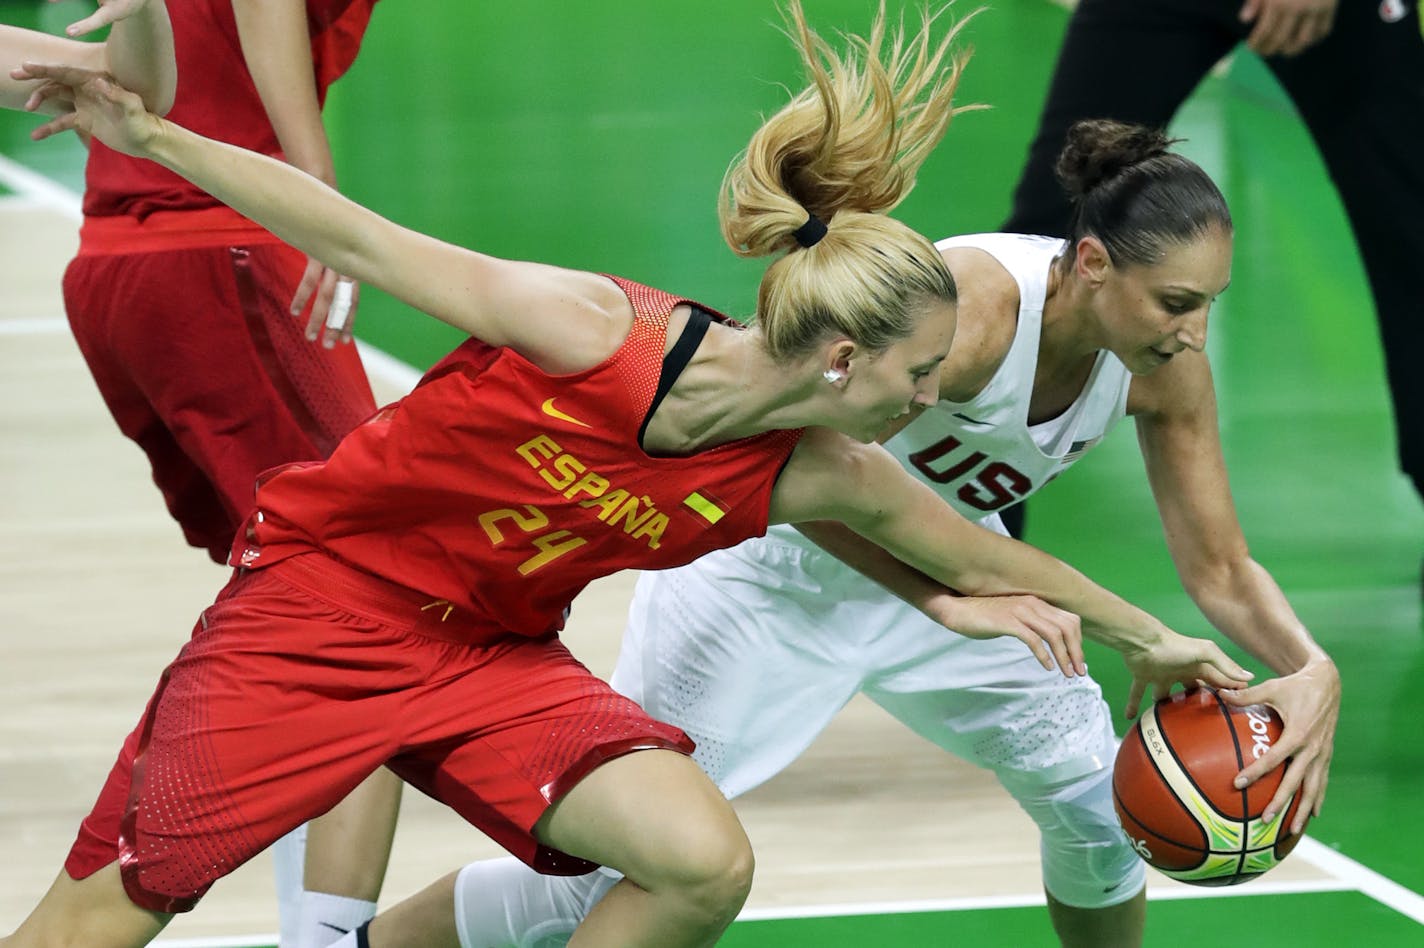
[{"left": 1112, "top": 687, "right": 1306, "bottom": 886}]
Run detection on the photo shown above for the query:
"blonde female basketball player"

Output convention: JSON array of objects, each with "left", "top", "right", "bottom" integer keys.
[
  {"left": 346, "top": 122, "right": 1340, "bottom": 948},
  {"left": 6, "top": 3, "right": 1257, "bottom": 945}
]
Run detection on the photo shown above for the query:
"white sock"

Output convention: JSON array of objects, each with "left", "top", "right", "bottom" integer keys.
[
  {"left": 298, "top": 891, "right": 378, "bottom": 948},
  {"left": 453, "top": 857, "right": 617, "bottom": 948},
  {"left": 272, "top": 824, "right": 309, "bottom": 948}
]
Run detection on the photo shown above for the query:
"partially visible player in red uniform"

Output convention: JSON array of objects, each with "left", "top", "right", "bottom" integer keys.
[
  {"left": 1, "top": 0, "right": 174, "bottom": 116},
  {"left": 18, "top": 1, "right": 401, "bottom": 943},
  {"left": 8, "top": 4, "right": 1255, "bottom": 946}
]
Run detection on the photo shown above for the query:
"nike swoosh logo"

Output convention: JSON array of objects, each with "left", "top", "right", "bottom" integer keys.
[
  {"left": 541, "top": 397, "right": 591, "bottom": 428},
  {"left": 318, "top": 922, "right": 350, "bottom": 935},
  {"left": 951, "top": 411, "right": 988, "bottom": 425}
]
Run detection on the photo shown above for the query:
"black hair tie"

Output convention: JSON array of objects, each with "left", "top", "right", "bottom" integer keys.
[{"left": 792, "top": 213, "right": 828, "bottom": 248}]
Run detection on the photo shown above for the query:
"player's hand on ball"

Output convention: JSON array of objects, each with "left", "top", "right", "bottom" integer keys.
[
  {"left": 14, "top": 62, "right": 161, "bottom": 151},
  {"left": 1120, "top": 629, "right": 1253, "bottom": 720},
  {"left": 1219, "top": 655, "right": 1339, "bottom": 835},
  {"left": 939, "top": 594, "right": 1086, "bottom": 678}
]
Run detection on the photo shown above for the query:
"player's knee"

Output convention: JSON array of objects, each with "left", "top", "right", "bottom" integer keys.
[
  {"left": 677, "top": 832, "right": 755, "bottom": 920},
  {"left": 1041, "top": 819, "right": 1144, "bottom": 909},
  {"left": 1006, "top": 763, "right": 1144, "bottom": 909},
  {"left": 638, "top": 826, "right": 754, "bottom": 925}
]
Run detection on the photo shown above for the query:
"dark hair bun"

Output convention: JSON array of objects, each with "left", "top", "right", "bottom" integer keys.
[{"left": 1054, "top": 119, "right": 1177, "bottom": 198}]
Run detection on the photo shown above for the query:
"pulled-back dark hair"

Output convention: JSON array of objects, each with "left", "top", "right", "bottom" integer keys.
[{"left": 1057, "top": 119, "right": 1231, "bottom": 266}]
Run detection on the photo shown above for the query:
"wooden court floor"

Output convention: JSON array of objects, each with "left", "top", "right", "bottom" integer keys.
[{"left": 3, "top": 1, "right": 1424, "bottom": 945}]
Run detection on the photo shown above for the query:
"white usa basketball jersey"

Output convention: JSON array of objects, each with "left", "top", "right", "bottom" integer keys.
[{"left": 884, "top": 232, "right": 1133, "bottom": 520}]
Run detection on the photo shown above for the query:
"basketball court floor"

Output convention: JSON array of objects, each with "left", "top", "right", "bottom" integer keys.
[{"left": 1, "top": 1, "right": 1421, "bottom": 945}]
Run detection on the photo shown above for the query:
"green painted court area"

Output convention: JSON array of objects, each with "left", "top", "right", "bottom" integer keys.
[
  {"left": 3, "top": 1, "right": 1421, "bottom": 945},
  {"left": 725, "top": 890, "right": 1424, "bottom": 945}
]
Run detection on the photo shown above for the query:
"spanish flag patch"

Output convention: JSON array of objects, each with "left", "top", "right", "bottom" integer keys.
[{"left": 682, "top": 490, "right": 727, "bottom": 525}]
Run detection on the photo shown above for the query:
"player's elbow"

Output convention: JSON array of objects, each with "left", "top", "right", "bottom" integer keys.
[
  {"left": 1175, "top": 542, "right": 1254, "bottom": 603},
  {"left": 144, "top": 82, "right": 176, "bottom": 117}
]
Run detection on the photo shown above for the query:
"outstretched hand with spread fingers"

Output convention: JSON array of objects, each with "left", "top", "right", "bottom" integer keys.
[
  {"left": 1218, "top": 656, "right": 1339, "bottom": 836},
  {"left": 12, "top": 61, "right": 160, "bottom": 149}
]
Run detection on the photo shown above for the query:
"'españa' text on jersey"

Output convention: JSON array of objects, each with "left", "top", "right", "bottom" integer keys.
[{"left": 232, "top": 276, "right": 803, "bottom": 640}]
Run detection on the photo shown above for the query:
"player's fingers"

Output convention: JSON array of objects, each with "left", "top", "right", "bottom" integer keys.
[
  {"left": 1288, "top": 765, "right": 1326, "bottom": 835},
  {"left": 1214, "top": 683, "right": 1275, "bottom": 712},
  {"left": 1263, "top": 777, "right": 1301, "bottom": 828},
  {"left": 1281, "top": 10, "right": 1326, "bottom": 56},
  {"left": 23, "top": 80, "right": 72, "bottom": 112},
  {"left": 1151, "top": 680, "right": 1173, "bottom": 705},
  {"left": 1046, "top": 608, "right": 1086, "bottom": 676},
  {"left": 290, "top": 259, "right": 323, "bottom": 318},
  {"left": 66, "top": 9, "right": 121, "bottom": 37},
  {"left": 1308, "top": 764, "right": 1329, "bottom": 825},
  {"left": 1317, "top": 4, "right": 1338, "bottom": 40},
  {"left": 1042, "top": 625, "right": 1076, "bottom": 678},
  {"left": 1260, "top": 755, "right": 1311, "bottom": 826},
  {"left": 337, "top": 281, "right": 360, "bottom": 344},
  {"left": 1125, "top": 679, "right": 1146, "bottom": 720},
  {"left": 323, "top": 277, "right": 356, "bottom": 348},
  {"left": 309, "top": 269, "right": 339, "bottom": 346},
  {"left": 1246, "top": 8, "right": 1288, "bottom": 56},
  {"left": 1237, "top": 0, "right": 1262, "bottom": 24},
  {"left": 1016, "top": 607, "right": 1073, "bottom": 677},
  {"left": 1017, "top": 629, "right": 1057, "bottom": 675},
  {"left": 30, "top": 112, "right": 79, "bottom": 142},
  {"left": 1198, "top": 656, "right": 1254, "bottom": 691},
  {"left": 1233, "top": 743, "right": 1290, "bottom": 789},
  {"left": 16, "top": 61, "right": 100, "bottom": 86}
]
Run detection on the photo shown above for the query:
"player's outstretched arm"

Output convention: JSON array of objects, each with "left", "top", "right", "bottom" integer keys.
[
  {"left": 1, "top": 1, "right": 174, "bottom": 114},
  {"left": 773, "top": 427, "right": 1254, "bottom": 717},
  {"left": 1132, "top": 351, "right": 1338, "bottom": 834},
  {"left": 15, "top": 64, "right": 634, "bottom": 375},
  {"left": 795, "top": 518, "right": 1091, "bottom": 678}
]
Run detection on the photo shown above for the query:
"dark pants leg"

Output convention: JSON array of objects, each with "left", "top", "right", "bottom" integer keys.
[
  {"left": 1002, "top": 0, "right": 1243, "bottom": 237},
  {"left": 1268, "top": 1, "right": 1424, "bottom": 502}
]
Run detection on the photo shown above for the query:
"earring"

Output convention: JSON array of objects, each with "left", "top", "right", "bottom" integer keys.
[{"left": 823, "top": 369, "right": 845, "bottom": 384}]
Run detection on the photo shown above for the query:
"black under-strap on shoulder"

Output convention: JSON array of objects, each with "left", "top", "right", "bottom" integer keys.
[{"left": 638, "top": 305, "right": 713, "bottom": 446}]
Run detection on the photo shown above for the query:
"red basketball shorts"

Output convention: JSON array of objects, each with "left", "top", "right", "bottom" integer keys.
[
  {"left": 64, "top": 553, "right": 692, "bottom": 913},
  {"left": 64, "top": 209, "right": 377, "bottom": 563}
]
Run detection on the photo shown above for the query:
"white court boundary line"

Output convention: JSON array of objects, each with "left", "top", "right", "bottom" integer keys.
[
  {"left": 733, "top": 839, "right": 1424, "bottom": 926},
  {"left": 138, "top": 862, "right": 1399, "bottom": 948},
  {"left": 6, "top": 134, "right": 1421, "bottom": 946},
  {"left": 0, "top": 153, "right": 82, "bottom": 220}
]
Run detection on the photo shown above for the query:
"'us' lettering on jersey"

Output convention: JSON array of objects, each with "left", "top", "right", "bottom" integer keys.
[{"left": 907, "top": 434, "right": 1034, "bottom": 512}]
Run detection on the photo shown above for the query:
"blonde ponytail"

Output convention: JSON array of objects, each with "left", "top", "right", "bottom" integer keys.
[{"left": 720, "top": 1, "right": 977, "bottom": 360}]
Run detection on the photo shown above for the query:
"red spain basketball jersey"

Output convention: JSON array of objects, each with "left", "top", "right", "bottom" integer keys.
[
  {"left": 234, "top": 276, "right": 804, "bottom": 639},
  {"left": 84, "top": 0, "right": 377, "bottom": 219}
]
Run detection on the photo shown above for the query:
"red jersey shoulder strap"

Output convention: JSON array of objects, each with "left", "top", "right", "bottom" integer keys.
[{"left": 603, "top": 274, "right": 728, "bottom": 416}]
